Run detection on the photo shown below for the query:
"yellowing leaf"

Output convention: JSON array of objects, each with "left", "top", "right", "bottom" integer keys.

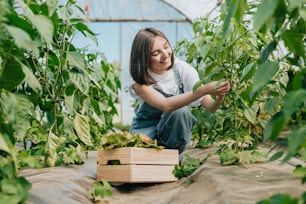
[{"left": 73, "top": 114, "right": 92, "bottom": 146}]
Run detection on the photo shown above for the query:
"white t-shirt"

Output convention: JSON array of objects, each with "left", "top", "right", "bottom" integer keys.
[{"left": 130, "top": 57, "right": 203, "bottom": 107}]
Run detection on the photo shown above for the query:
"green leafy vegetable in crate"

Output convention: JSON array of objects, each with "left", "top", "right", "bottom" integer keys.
[{"left": 101, "top": 132, "right": 164, "bottom": 150}]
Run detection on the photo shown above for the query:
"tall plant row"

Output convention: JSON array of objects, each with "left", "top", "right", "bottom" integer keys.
[
  {"left": 0, "top": 0, "right": 120, "bottom": 202},
  {"left": 175, "top": 0, "right": 305, "bottom": 201}
]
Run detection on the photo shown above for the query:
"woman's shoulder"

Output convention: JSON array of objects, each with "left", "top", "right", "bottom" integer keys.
[
  {"left": 174, "top": 57, "right": 191, "bottom": 67},
  {"left": 174, "top": 57, "right": 196, "bottom": 74}
]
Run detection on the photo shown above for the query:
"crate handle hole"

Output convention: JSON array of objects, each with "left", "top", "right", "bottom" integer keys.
[{"left": 107, "top": 160, "right": 121, "bottom": 165}]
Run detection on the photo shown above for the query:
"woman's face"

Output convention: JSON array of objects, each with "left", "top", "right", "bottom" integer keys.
[{"left": 149, "top": 36, "right": 172, "bottom": 74}]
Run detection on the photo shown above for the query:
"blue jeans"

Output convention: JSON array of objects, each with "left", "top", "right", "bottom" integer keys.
[{"left": 130, "top": 103, "right": 196, "bottom": 154}]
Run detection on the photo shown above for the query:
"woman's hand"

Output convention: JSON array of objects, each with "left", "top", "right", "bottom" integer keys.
[
  {"left": 201, "top": 80, "right": 231, "bottom": 96},
  {"left": 200, "top": 80, "right": 232, "bottom": 113}
]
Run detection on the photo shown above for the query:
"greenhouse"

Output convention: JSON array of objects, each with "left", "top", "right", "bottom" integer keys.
[
  {"left": 71, "top": 0, "right": 218, "bottom": 124},
  {"left": 0, "top": 0, "right": 305, "bottom": 204}
]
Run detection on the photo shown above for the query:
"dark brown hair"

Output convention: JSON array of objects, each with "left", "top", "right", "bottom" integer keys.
[{"left": 129, "top": 27, "right": 174, "bottom": 85}]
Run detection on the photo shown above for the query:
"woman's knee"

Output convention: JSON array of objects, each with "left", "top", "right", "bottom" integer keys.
[{"left": 166, "top": 107, "right": 196, "bottom": 126}]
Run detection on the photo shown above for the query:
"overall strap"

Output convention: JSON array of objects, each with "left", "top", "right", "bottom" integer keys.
[{"left": 173, "top": 65, "right": 184, "bottom": 94}]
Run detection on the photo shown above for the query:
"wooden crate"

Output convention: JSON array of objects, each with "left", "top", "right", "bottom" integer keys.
[{"left": 96, "top": 147, "right": 178, "bottom": 183}]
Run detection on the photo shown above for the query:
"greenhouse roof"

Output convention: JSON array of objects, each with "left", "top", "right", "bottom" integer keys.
[
  {"left": 71, "top": 0, "right": 221, "bottom": 23},
  {"left": 74, "top": 0, "right": 192, "bottom": 22}
]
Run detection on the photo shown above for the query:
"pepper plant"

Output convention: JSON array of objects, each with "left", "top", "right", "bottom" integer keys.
[
  {"left": 0, "top": 0, "right": 120, "bottom": 202},
  {"left": 175, "top": 2, "right": 282, "bottom": 165},
  {"left": 177, "top": 0, "right": 305, "bottom": 202}
]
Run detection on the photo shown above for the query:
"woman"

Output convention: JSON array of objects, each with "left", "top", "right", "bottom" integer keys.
[{"left": 129, "top": 27, "right": 231, "bottom": 157}]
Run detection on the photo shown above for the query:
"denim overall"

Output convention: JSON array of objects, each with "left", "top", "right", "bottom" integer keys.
[{"left": 130, "top": 67, "right": 197, "bottom": 154}]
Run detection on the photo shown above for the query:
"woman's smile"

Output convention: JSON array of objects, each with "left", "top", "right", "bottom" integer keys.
[{"left": 150, "top": 36, "right": 172, "bottom": 74}]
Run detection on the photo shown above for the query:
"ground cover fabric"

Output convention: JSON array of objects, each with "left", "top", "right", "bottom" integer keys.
[{"left": 21, "top": 145, "right": 305, "bottom": 204}]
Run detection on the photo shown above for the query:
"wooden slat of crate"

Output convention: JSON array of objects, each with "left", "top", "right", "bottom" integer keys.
[
  {"left": 96, "top": 164, "right": 177, "bottom": 183},
  {"left": 97, "top": 147, "right": 178, "bottom": 165}
]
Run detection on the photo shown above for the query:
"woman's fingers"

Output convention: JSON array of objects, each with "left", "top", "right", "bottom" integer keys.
[{"left": 215, "top": 81, "right": 231, "bottom": 95}]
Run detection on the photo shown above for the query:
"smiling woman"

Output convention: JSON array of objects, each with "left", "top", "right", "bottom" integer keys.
[
  {"left": 68, "top": 0, "right": 196, "bottom": 125},
  {"left": 149, "top": 36, "right": 173, "bottom": 75},
  {"left": 128, "top": 27, "right": 231, "bottom": 159}
]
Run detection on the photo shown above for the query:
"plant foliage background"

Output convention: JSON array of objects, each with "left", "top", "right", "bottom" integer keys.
[
  {"left": 0, "top": 0, "right": 305, "bottom": 203},
  {"left": 0, "top": 0, "right": 120, "bottom": 202},
  {"left": 175, "top": 0, "right": 305, "bottom": 202}
]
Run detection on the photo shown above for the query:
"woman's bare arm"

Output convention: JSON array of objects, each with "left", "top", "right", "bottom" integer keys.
[{"left": 132, "top": 81, "right": 231, "bottom": 113}]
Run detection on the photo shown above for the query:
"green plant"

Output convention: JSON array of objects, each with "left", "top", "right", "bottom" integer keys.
[
  {"left": 176, "top": 4, "right": 277, "bottom": 165},
  {"left": 0, "top": 0, "right": 120, "bottom": 202},
  {"left": 3, "top": 0, "right": 120, "bottom": 166},
  {"left": 100, "top": 132, "right": 163, "bottom": 150},
  {"left": 256, "top": 193, "right": 305, "bottom": 204},
  {"left": 91, "top": 180, "right": 112, "bottom": 203},
  {"left": 199, "top": 0, "right": 305, "bottom": 202},
  {"left": 172, "top": 154, "right": 210, "bottom": 179}
]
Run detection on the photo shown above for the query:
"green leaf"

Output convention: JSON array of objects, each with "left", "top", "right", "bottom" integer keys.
[
  {"left": 58, "top": 6, "right": 73, "bottom": 21},
  {"left": 223, "top": 0, "right": 237, "bottom": 37},
  {"left": 258, "top": 194, "right": 299, "bottom": 204},
  {"left": 0, "top": 176, "right": 31, "bottom": 203},
  {"left": 244, "top": 108, "right": 256, "bottom": 124},
  {"left": 0, "top": 195, "right": 21, "bottom": 204},
  {"left": 73, "top": 114, "right": 92, "bottom": 146},
  {"left": 20, "top": 61, "right": 42, "bottom": 93},
  {"left": 288, "top": 127, "right": 306, "bottom": 153},
  {"left": 264, "top": 98, "right": 280, "bottom": 114},
  {"left": 0, "top": 134, "right": 12, "bottom": 154},
  {"left": 253, "top": 0, "right": 280, "bottom": 31},
  {"left": 192, "top": 80, "right": 203, "bottom": 92},
  {"left": 29, "top": 15, "right": 54, "bottom": 45},
  {"left": 282, "top": 30, "right": 305, "bottom": 57},
  {"left": 250, "top": 61, "right": 279, "bottom": 98},
  {"left": 300, "top": 7, "right": 306, "bottom": 21},
  {"left": 282, "top": 89, "right": 306, "bottom": 117},
  {"left": 45, "top": 132, "right": 59, "bottom": 167},
  {"left": 259, "top": 40, "right": 277, "bottom": 64},
  {"left": 74, "top": 23, "right": 98, "bottom": 45},
  {"left": 199, "top": 43, "right": 211, "bottom": 60},
  {"left": 288, "top": 0, "right": 306, "bottom": 11},
  {"left": 17, "top": 0, "right": 53, "bottom": 44},
  {"left": 0, "top": 58, "right": 25, "bottom": 91},
  {"left": 214, "top": 78, "right": 225, "bottom": 89},
  {"left": 268, "top": 151, "right": 284, "bottom": 162},
  {"left": 264, "top": 111, "right": 287, "bottom": 141},
  {"left": 239, "top": 150, "right": 267, "bottom": 164},
  {"left": 67, "top": 51, "right": 86, "bottom": 69},
  {"left": 69, "top": 68, "right": 90, "bottom": 94},
  {"left": 223, "top": 0, "right": 246, "bottom": 37},
  {"left": 293, "top": 165, "right": 306, "bottom": 177},
  {"left": 4, "top": 25, "right": 39, "bottom": 57},
  {"left": 93, "top": 181, "right": 112, "bottom": 199},
  {"left": 1, "top": 92, "right": 32, "bottom": 139},
  {"left": 217, "top": 146, "right": 239, "bottom": 165},
  {"left": 18, "top": 150, "right": 42, "bottom": 168},
  {"left": 46, "top": 0, "right": 58, "bottom": 17},
  {"left": 242, "top": 63, "right": 255, "bottom": 81},
  {"left": 1, "top": 178, "right": 19, "bottom": 195}
]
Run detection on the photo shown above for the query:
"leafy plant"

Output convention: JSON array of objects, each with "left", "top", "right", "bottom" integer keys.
[
  {"left": 213, "top": 0, "right": 306, "bottom": 203},
  {"left": 248, "top": 1, "right": 306, "bottom": 201},
  {"left": 91, "top": 180, "right": 113, "bottom": 203},
  {"left": 172, "top": 154, "right": 210, "bottom": 179},
  {"left": 175, "top": 2, "right": 278, "bottom": 165},
  {"left": 256, "top": 193, "right": 304, "bottom": 204},
  {"left": 0, "top": 0, "right": 120, "bottom": 202},
  {"left": 91, "top": 180, "right": 112, "bottom": 203},
  {"left": 2, "top": 0, "right": 120, "bottom": 166},
  {"left": 100, "top": 132, "right": 164, "bottom": 150}
]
